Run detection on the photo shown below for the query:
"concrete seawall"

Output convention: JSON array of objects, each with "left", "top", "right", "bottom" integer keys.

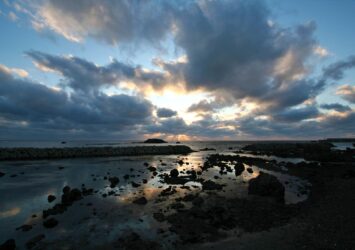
[{"left": 0, "top": 145, "right": 193, "bottom": 161}]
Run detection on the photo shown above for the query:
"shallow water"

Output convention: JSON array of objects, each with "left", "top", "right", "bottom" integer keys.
[{"left": 0, "top": 142, "right": 310, "bottom": 249}]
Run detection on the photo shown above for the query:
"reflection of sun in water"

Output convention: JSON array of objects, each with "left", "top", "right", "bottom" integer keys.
[{"left": 0, "top": 207, "right": 21, "bottom": 218}]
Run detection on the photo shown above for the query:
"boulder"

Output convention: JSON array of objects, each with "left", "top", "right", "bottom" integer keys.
[
  {"left": 248, "top": 172, "right": 285, "bottom": 202},
  {"left": 133, "top": 197, "right": 148, "bottom": 205},
  {"left": 170, "top": 169, "right": 179, "bottom": 178},
  {"left": 43, "top": 218, "right": 58, "bottom": 228},
  {"left": 109, "top": 177, "right": 120, "bottom": 188},
  {"left": 48, "top": 195, "right": 56, "bottom": 203},
  {"left": 0, "top": 239, "right": 16, "bottom": 250},
  {"left": 234, "top": 162, "right": 245, "bottom": 176}
]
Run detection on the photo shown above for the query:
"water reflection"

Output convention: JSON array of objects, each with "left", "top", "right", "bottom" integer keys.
[{"left": 0, "top": 147, "right": 310, "bottom": 248}]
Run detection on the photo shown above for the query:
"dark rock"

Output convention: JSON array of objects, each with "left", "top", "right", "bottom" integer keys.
[
  {"left": 177, "top": 159, "right": 184, "bottom": 165},
  {"left": 143, "top": 138, "right": 167, "bottom": 143},
  {"left": 109, "top": 176, "right": 119, "bottom": 188},
  {"left": 147, "top": 166, "right": 157, "bottom": 172},
  {"left": 153, "top": 212, "right": 165, "bottom": 222},
  {"left": 133, "top": 197, "right": 148, "bottom": 205},
  {"left": 170, "top": 169, "right": 179, "bottom": 178},
  {"left": 0, "top": 239, "right": 15, "bottom": 250},
  {"left": 202, "top": 180, "right": 224, "bottom": 191},
  {"left": 234, "top": 162, "right": 245, "bottom": 176},
  {"left": 131, "top": 181, "right": 141, "bottom": 188},
  {"left": 247, "top": 167, "right": 253, "bottom": 174},
  {"left": 10, "top": 174, "right": 17, "bottom": 178},
  {"left": 43, "top": 203, "right": 66, "bottom": 219},
  {"left": 43, "top": 218, "right": 58, "bottom": 228},
  {"left": 16, "top": 224, "right": 32, "bottom": 232},
  {"left": 170, "top": 202, "right": 185, "bottom": 210},
  {"left": 115, "top": 232, "right": 160, "bottom": 250},
  {"left": 47, "top": 195, "right": 56, "bottom": 203},
  {"left": 143, "top": 162, "right": 149, "bottom": 167},
  {"left": 62, "top": 186, "right": 71, "bottom": 194},
  {"left": 160, "top": 186, "right": 177, "bottom": 196},
  {"left": 248, "top": 172, "right": 285, "bottom": 202},
  {"left": 58, "top": 166, "right": 65, "bottom": 170},
  {"left": 26, "top": 234, "right": 45, "bottom": 249},
  {"left": 199, "top": 148, "right": 216, "bottom": 151},
  {"left": 142, "top": 179, "right": 148, "bottom": 184},
  {"left": 0, "top": 172, "right": 5, "bottom": 177}
]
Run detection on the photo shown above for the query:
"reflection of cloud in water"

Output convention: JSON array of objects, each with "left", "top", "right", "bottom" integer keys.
[{"left": 0, "top": 207, "right": 21, "bottom": 218}]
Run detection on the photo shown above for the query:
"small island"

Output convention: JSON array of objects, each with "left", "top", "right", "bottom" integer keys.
[{"left": 143, "top": 138, "right": 167, "bottom": 143}]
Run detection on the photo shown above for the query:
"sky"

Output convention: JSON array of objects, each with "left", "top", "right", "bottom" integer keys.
[{"left": 0, "top": 0, "right": 354, "bottom": 141}]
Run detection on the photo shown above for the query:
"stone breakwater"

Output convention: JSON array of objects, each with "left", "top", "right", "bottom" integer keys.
[{"left": 0, "top": 145, "right": 193, "bottom": 161}]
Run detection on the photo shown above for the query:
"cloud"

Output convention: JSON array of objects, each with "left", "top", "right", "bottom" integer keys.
[
  {"left": 336, "top": 85, "right": 355, "bottom": 104},
  {"left": 26, "top": 50, "right": 167, "bottom": 92},
  {"left": 156, "top": 108, "right": 177, "bottom": 118},
  {"left": 28, "top": 0, "right": 173, "bottom": 45},
  {"left": 322, "top": 56, "right": 355, "bottom": 81},
  {"left": 0, "top": 64, "right": 29, "bottom": 78},
  {"left": 0, "top": 65, "right": 153, "bottom": 139},
  {"left": 273, "top": 106, "right": 320, "bottom": 122},
  {"left": 320, "top": 103, "right": 352, "bottom": 112}
]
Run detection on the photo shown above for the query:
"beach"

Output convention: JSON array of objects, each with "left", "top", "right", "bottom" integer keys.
[{"left": 0, "top": 140, "right": 354, "bottom": 249}]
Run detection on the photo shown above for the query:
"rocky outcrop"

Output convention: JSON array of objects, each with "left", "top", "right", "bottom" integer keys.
[
  {"left": 0, "top": 145, "right": 193, "bottom": 161},
  {"left": 248, "top": 172, "right": 285, "bottom": 202},
  {"left": 143, "top": 138, "right": 167, "bottom": 143}
]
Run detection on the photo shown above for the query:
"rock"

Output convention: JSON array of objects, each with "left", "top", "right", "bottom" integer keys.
[
  {"left": 47, "top": 195, "right": 56, "bottom": 203},
  {"left": 160, "top": 186, "right": 177, "bottom": 196},
  {"left": 124, "top": 174, "right": 130, "bottom": 180},
  {"left": 248, "top": 172, "right": 285, "bottom": 202},
  {"left": 177, "top": 159, "right": 184, "bottom": 165},
  {"left": 170, "top": 169, "right": 179, "bottom": 178},
  {"left": 131, "top": 181, "right": 141, "bottom": 188},
  {"left": 199, "top": 148, "right": 216, "bottom": 151},
  {"left": 16, "top": 224, "right": 32, "bottom": 232},
  {"left": 147, "top": 166, "right": 157, "bottom": 172},
  {"left": 0, "top": 172, "right": 5, "bottom": 177},
  {"left": 109, "top": 177, "right": 120, "bottom": 188},
  {"left": 62, "top": 186, "right": 71, "bottom": 194},
  {"left": 247, "top": 167, "right": 253, "bottom": 174},
  {"left": 170, "top": 202, "right": 185, "bottom": 210},
  {"left": 133, "top": 197, "right": 148, "bottom": 205},
  {"left": 10, "top": 174, "right": 17, "bottom": 178},
  {"left": 153, "top": 212, "right": 165, "bottom": 222},
  {"left": 26, "top": 234, "right": 45, "bottom": 249},
  {"left": 234, "top": 162, "right": 245, "bottom": 176},
  {"left": 143, "top": 162, "right": 149, "bottom": 167},
  {"left": 202, "top": 180, "right": 224, "bottom": 191},
  {"left": 142, "top": 179, "right": 148, "bottom": 184},
  {"left": 43, "top": 218, "right": 58, "bottom": 228},
  {"left": 115, "top": 232, "right": 160, "bottom": 250},
  {"left": 0, "top": 239, "right": 15, "bottom": 250},
  {"left": 143, "top": 138, "right": 167, "bottom": 143}
]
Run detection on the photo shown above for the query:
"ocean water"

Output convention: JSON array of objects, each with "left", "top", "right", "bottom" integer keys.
[{"left": 0, "top": 140, "right": 330, "bottom": 249}]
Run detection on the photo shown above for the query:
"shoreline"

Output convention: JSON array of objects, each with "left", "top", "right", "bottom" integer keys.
[{"left": 0, "top": 145, "right": 193, "bottom": 161}]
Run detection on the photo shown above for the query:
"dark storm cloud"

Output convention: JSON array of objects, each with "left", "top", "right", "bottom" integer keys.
[
  {"left": 156, "top": 108, "right": 177, "bottom": 118},
  {"left": 320, "top": 103, "right": 352, "bottom": 112},
  {"left": 322, "top": 56, "right": 355, "bottom": 81},
  {"left": 0, "top": 66, "right": 153, "bottom": 139},
  {"left": 237, "top": 111, "right": 355, "bottom": 139},
  {"left": 273, "top": 106, "right": 319, "bottom": 122},
  {"left": 26, "top": 50, "right": 166, "bottom": 92}
]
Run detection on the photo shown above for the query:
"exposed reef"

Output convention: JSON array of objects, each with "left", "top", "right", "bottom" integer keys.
[{"left": 0, "top": 145, "right": 193, "bottom": 161}]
